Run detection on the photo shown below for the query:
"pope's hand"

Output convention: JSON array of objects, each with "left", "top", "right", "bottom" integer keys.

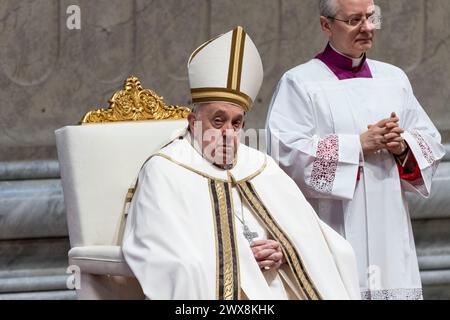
[{"left": 250, "top": 239, "right": 284, "bottom": 271}]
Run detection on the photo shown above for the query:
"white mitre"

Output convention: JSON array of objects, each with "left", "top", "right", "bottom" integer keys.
[{"left": 188, "top": 26, "right": 264, "bottom": 112}]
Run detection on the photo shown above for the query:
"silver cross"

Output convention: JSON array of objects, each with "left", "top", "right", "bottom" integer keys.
[{"left": 243, "top": 224, "right": 259, "bottom": 244}]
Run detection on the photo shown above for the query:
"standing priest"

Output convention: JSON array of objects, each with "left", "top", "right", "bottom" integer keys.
[
  {"left": 122, "top": 26, "right": 361, "bottom": 300},
  {"left": 266, "top": 0, "right": 446, "bottom": 300}
]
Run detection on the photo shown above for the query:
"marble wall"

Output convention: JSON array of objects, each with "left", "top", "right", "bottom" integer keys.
[{"left": 0, "top": 0, "right": 449, "bottom": 161}]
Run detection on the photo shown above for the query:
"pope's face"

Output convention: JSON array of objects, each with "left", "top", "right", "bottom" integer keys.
[
  {"left": 189, "top": 102, "right": 245, "bottom": 169},
  {"left": 324, "top": 0, "right": 376, "bottom": 58}
]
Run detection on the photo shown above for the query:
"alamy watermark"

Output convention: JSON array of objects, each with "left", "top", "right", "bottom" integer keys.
[
  {"left": 66, "top": 265, "right": 81, "bottom": 290},
  {"left": 66, "top": 5, "right": 81, "bottom": 30}
]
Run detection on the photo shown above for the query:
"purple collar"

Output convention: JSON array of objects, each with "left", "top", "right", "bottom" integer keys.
[{"left": 315, "top": 43, "right": 372, "bottom": 80}]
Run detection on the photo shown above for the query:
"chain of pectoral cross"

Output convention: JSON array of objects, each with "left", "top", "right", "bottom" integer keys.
[{"left": 234, "top": 193, "right": 259, "bottom": 244}]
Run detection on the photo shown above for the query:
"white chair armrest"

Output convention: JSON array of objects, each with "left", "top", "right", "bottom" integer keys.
[{"left": 68, "top": 246, "right": 134, "bottom": 277}]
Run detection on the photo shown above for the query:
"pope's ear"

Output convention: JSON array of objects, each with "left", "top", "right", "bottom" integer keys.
[
  {"left": 188, "top": 112, "right": 197, "bottom": 132},
  {"left": 320, "top": 16, "right": 332, "bottom": 36}
]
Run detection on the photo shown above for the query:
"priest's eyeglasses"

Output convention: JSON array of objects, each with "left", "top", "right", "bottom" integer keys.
[{"left": 327, "top": 12, "right": 382, "bottom": 29}]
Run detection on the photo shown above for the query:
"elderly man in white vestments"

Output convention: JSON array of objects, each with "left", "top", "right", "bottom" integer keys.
[
  {"left": 266, "top": 0, "right": 446, "bottom": 300},
  {"left": 122, "top": 26, "right": 361, "bottom": 300}
]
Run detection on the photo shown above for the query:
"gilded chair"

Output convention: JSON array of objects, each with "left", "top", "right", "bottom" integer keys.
[{"left": 55, "top": 76, "right": 190, "bottom": 299}]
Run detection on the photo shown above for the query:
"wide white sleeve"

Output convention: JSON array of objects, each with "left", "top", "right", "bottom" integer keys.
[
  {"left": 266, "top": 74, "right": 360, "bottom": 201},
  {"left": 122, "top": 158, "right": 211, "bottom": 300},
  {"left": 400, "top": 73, "right": 446, "bottom": 197}
]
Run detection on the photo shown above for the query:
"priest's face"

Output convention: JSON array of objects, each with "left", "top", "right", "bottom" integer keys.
[
  {"left": 188, "top": 102, "right": 245, "bottom": 169},
  {"left": 321, "top": 0, "right": 376, "bottom": 58}
]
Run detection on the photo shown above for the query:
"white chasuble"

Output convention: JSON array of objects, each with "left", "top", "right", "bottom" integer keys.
[
  {"left": 266, "top": 58, "right": 446, "bottom": 300},
  {"left": 122, "top": 132, "right": 361, "bottom": 300}
]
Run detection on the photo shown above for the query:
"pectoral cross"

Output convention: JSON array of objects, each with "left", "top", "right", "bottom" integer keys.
[{"left": 243, "top": 224, "right": 259, "bottom": 244}]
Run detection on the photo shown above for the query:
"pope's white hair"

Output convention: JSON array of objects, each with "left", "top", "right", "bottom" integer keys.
[
  {"left": 190, "top": 102, "right": 247, "bottom": 116},
  {"left": 319, "top": 0, "right": 339, "bottom": 17},
  {"left": 190, "top": 103, "right": 207, "bottom": 115}
]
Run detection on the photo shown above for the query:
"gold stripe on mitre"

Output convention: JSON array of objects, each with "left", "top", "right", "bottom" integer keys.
[
  {"left": 227, "top": 26, "right": 246, "bottom": 91},
  {"left": 191, "top": 88, "right": 253, "bottom": 112}
]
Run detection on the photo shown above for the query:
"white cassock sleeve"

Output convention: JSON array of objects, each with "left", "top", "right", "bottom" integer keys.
[
  {"left": 400, "top": 72, "right": 446, "bottom": 197},
  {"left": 122, "top": 157, "right": 212, "bottom": 300},
  {"left": 267, "top": 75, "right": 361, "bottom": 201}
]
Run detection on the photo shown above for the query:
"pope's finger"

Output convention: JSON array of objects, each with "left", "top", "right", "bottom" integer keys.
[
  {"left": 253, "top": 248, "right": 278, "bottom": 260},
  {"left": 258, "top": 260, "right": 276, "bottom": 269},
  {"left": 250, "top": 240, "right": 269, "bottom": 247},
  {"left": 266, "top": 240, "right": 280, "bottom": 248},
  {"left": 252, "top": 241, "right": 280, "bottom": 251},
  {"left": 267, "top": 252, "right": 283, "bottom": 262},
  {"left": 251, "top": 244, "right": 274, "bottom": 255}
]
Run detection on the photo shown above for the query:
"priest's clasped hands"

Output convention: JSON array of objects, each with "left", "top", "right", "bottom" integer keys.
[
  {"left": 251, "top": 239, "right": 285, "bottom": 271},
  {"left": 360, "top": 112, "right": 408, "bottom": 157}
]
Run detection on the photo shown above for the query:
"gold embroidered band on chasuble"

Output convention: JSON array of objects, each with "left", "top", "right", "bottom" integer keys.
[
  {"left": 236, "top": 180, "right": 322, "bottom": 300},
  {"left": 208, "top": 180, "right": 241, "bottom": 300}
]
